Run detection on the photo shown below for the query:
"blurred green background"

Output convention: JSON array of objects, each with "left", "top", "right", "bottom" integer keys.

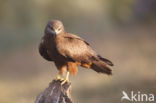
[{"left": 0, "top": 0, "right": 156, "bottom": 103}]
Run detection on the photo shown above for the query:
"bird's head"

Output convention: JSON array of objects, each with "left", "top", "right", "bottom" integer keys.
[{"left": 45, "top": 20, "right": 65, "bottom": 35}]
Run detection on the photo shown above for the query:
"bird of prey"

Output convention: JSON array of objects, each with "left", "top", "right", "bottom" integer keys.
[{"left": 39, "top": 20, "right": 114, "bottom": 84}]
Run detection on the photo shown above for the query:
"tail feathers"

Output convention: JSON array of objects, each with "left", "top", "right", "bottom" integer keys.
[
  {"left": 91, "top": 60, "right": 112, "bottom": 75},
  {"left": 98, "top": 55, "right": 114, "bottom": 66}
]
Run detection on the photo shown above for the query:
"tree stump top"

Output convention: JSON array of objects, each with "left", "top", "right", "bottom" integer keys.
[{"left": 35, "top": 80, "right": 73, "bottom": 103}]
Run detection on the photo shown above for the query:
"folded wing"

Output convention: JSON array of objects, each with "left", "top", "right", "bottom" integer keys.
[{"left": 56, "top": 33, "right": 113, "bottom": 75}]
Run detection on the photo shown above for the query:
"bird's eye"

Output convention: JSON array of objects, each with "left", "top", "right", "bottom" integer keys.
[{"left": 48, "top": 25, "right": 53, "bottom": 29}]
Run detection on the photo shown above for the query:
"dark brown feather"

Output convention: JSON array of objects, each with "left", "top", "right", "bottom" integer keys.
[
  {"left": 39, "top": 40, "right": 52, "bottom": 61},
  {"left": 98, "top": 55, "right": 114, "bottom": 66},
  {"left": 56, "top": 33, "right": 97, "bottom": 63},
  {"left": 91, "top": 60, "right": 112, "bottom": 75}
]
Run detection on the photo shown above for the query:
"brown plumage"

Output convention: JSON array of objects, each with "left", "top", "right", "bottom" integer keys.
[{"left": 39, "top": 19, "right": 114, "bottom": 79}]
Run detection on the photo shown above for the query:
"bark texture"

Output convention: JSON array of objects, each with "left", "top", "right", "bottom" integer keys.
[{"left": 35, "top": 80, "right": 73, "bottom": 103}]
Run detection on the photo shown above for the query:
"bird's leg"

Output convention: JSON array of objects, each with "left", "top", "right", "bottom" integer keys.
[
  {"left": 61, "top": 71, "right": 70, "bottom": 85},
  {"left": 56, "top": 72, "right": 61, "bottom": 80},
  {"left": 56, "top": 71, "right": 65, "bottom": 81},
  {"left": 56, "top": 67, "right": 65, "bottom": 81}
]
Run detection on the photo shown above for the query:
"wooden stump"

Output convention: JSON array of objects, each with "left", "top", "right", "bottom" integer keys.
[{"left": 35, "top": 80, "right": 73, "bottom": 103}]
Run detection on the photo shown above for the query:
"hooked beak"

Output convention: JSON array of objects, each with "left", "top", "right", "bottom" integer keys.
[
  {"left": 47, "top": 28, "right": 56, "bottom": 35},
  {"left": 51, "top": 30, "right": 56, "bottom": 35}
]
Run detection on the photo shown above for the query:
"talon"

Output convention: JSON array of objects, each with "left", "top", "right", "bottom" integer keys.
[
  {"left": 61, "top": 79, "right": 69, "bottom": 85},
  {"left": 60, "top": 78, "right": 65, "bottom": 81}
]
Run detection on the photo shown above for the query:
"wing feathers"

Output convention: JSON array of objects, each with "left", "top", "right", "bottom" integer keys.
[
  {"left": 39, "top": 41, "right": 52, "bottom": 61},
  {"left": 98, "top": 55, "right": 114, "bottom": 66},
  {"left": 91, "top": 60, "right": 112, "bottom": 75},
  {"left": 56, "top": 33, "right": 113, "bottom": 75},
  {"left": 56, "top": 34, "right": 96, "bottom": 62}
]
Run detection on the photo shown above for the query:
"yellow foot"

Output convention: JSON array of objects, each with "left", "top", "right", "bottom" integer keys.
[
  {"left": 61, "top": 79, "right": 69, "bottom": 85},
  {"left": 56, "top": 73, "right": 61, "bottom": 80},
  {"left": 55, "top": 73, "right": 65, "bottom": 82},
  {"left": 55, "top": 77, "right": 64, "bottom": 81},
  {"left": 56, "top": 75, "right": 60, "bottom": 80},
  {"left": 61, "top": 71, "right": 70, "bottom": 85},
  {"left": 60, "top": 78, "right": 65, "bottom": 81}
]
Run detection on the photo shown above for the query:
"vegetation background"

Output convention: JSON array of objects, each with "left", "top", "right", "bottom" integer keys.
[{"left": 0, "top": 0, "right": 156, "bottom": 103}]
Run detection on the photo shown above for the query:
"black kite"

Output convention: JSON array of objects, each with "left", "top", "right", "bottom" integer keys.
[{"left": 39, "top": 20, "right": 113, "bottom": 84}]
